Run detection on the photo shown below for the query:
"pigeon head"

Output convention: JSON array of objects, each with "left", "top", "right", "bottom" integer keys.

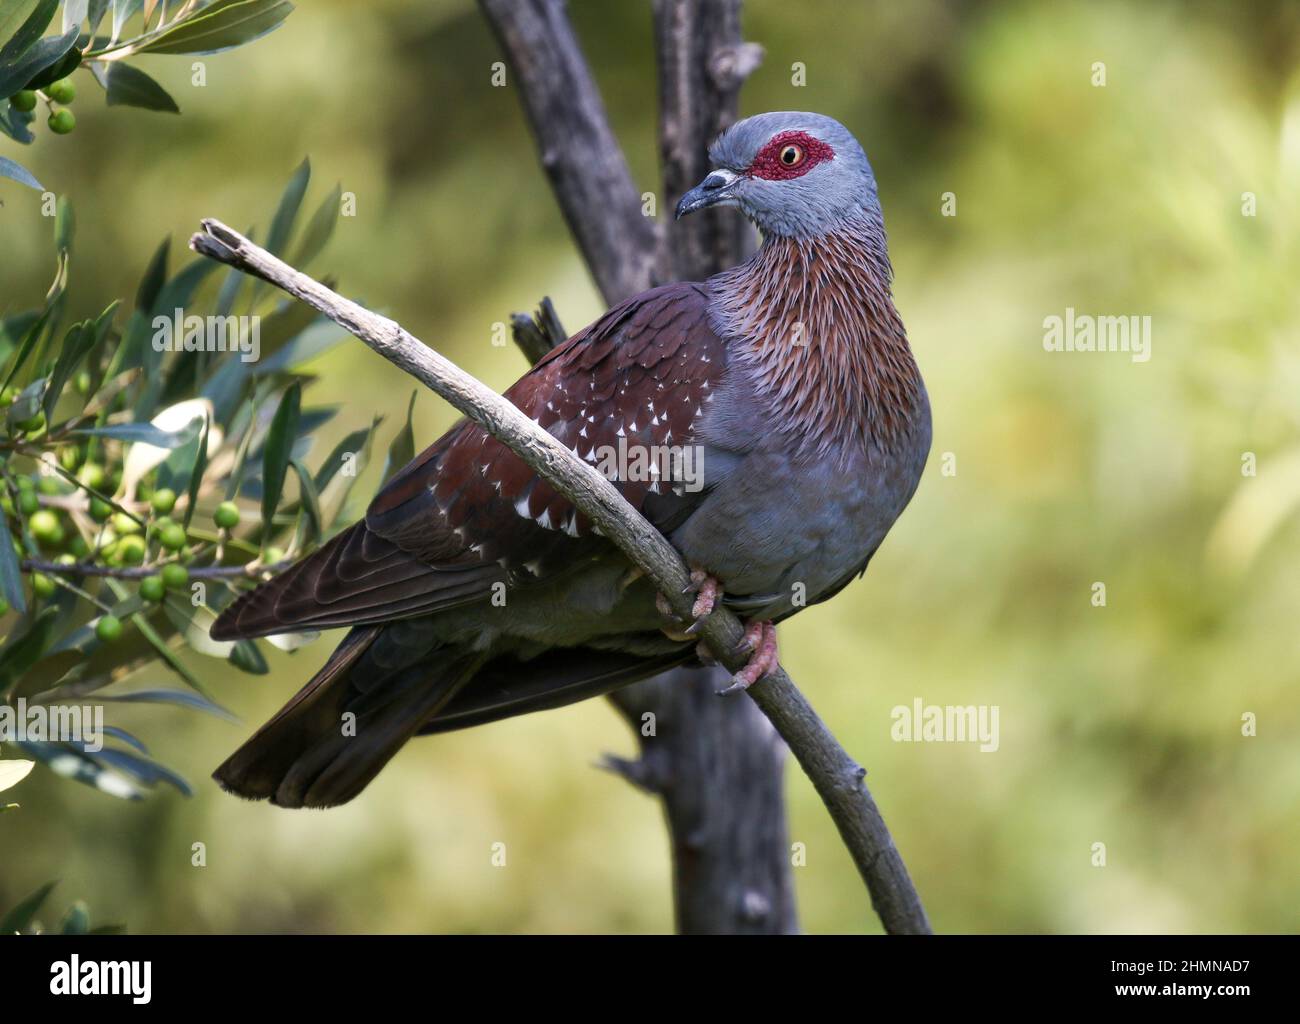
[{"left": 675, "top": 111, "right": 879, "bottom": 239}]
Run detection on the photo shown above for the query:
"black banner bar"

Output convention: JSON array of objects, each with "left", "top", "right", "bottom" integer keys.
[{"left": 0, "top": 934, "right": 1290, "bottom": 1011}]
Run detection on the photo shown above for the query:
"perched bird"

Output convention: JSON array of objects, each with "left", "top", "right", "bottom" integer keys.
[{"left": 210, "top": 111, "right": 931, "bottom": 809}]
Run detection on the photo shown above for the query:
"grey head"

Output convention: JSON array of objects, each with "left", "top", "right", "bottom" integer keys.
[{"left": 675, "top": 111, "right": 881, "bottom": 239}]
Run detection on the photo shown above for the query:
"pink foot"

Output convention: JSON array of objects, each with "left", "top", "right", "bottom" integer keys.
[
  {"left": 717, "top": 621, "right": 778, "bottom": 695},
  {"left": 657, "top": 568, "right": 722, "bottom": 641},
  {"left": 689, "top": 569, "right": 721, "bottom": 621}
]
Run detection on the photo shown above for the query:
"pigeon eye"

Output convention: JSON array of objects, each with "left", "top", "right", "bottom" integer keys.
[{"left": 779, "top": 144, "right": 804, "bottom": 166}]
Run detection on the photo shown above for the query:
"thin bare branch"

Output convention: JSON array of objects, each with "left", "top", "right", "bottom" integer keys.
[
  {"left": 20, "top": 558, "right": 286, "bottom": 580},
  {"left": 187, "top": 219, "right": 933, "bottom": 935}
]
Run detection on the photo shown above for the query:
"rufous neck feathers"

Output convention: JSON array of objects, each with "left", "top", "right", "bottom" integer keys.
[{"left": 709, "top": 212, "right": 924, "bottom": 459}]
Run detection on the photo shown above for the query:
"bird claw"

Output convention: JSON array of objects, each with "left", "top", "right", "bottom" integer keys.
[
  {"left": 716, "top": 621, "right": 778, "bottom": 695},
  {"left": 689, "top": 570, "right": 721, "bottom": 620},
  {"left": 658, "top": 568, "right": 722, "bottom": 642},
  {"left": 655, "top": 590, "right": 678, "bottom": 620}
]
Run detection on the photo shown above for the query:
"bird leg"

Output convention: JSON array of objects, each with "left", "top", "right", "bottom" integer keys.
[
  {"left": 716, "top": 621, "right": 779, "bottom": 695},
  {"left": 689, "top": 569, "right": 721, "bottom": 621},
  {"left": 656, "top": 572, "right": 778, "bottom": 688},
  {"left": 656, "top": 568, "right": 723, "bottom": 641}
]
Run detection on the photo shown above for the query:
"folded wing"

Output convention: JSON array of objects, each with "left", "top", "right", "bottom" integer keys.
[{"left": 211, "top": 281, "right": 728, "bottom": 641}]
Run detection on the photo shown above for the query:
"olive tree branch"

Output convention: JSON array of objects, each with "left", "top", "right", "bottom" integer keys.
[{"left": 20, "top": 558, "right": 288, "bottom": 580}]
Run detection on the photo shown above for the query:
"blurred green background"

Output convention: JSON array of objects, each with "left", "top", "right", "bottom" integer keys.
[{"left": 2, "top": 0, "right": 1299, "bottom": 933}]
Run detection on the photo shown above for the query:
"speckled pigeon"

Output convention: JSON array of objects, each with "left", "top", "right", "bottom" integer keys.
[{"left": 210, "top": 112, "right": 932, "bottom": 808}]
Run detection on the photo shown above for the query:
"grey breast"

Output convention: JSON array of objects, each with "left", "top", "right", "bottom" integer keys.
[{"left": 672, "top": 367, "right": 931, "bottom": 621}]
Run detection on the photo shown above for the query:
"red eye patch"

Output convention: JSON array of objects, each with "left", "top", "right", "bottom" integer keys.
[{"left": 747, "top": 130, "right": 835, "bottom": 181}]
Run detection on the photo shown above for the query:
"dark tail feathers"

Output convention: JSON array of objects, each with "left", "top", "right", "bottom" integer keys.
[{"left": 213, "top": 626, "right": 483, "bottom": 809}]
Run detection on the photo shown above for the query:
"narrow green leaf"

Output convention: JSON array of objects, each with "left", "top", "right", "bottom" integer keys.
[
  {"left": 290, "top": 457, "right": 320, "bottom": 545},
  {"left": 0, "top": 25, "right": 79, "bottom": 100},
  {"left": 0, "top": 607, "right": 59, "bottom": 698},
  {"left": 21, "top": 37, "right": 78, "bottom": 88},
  {"left": 0, "top": 517, "right": 26, "bottom": 614},
  {"left": 19, "top": 741, "right": 142, "bottom": 799},
  {"left": 0, "top": 0, "right": 58, "bottom": 65},
  {"left": 313, "top": 426, "right": 371, "bottom": 493},
  {"left": 228, "top": 638, "right": 268, "bottom": 674},
  {"left": 132, "top": 0, "right": 293, "bottom": 56},
  {"left": 53, "top": 194, "right": 73, "bottom": 252},
  {"left": 45, "top": 306, "right": 107, "bottom": 419},
  {"left": 381, "top": 391, "right": 417, "bottom": 485},
  {"left": 90, "top": 748, "right": 190, "bottom": 796},
  {"left": 0, "top": 102, "right": 36, "bottom": 144},
  {"left": 97, "top": 688, "right": 236, "bottom": 721},
  {"left": 223, "top": 397, "right": 257, "bottom": 500},
  {"left": 73, "top": 419, "right": 197, "bottom": 447},
  {"left": 62, "top": 0, "right": 89, "bottom": 33},
  {"left": 0, "top": 880, "right": 58, "bottom": 934},
  {"left": 110, "top": 0, "right": 142, "bottom": 41},
  {"left": 181, "top": 413, "right": 209, "bottom": 528},
  {"left": 1, "top": 304, "right": 50, "bottom": 394},
  {"left": 260, "top": 380, "right": 300, "bottom": 531},
  {"left": 104, "top": 60, "right": 178, "bottom": 111},
  {"left": 265, "top": 156, "right": 309, "bottom": 257},
  {"left": 135, "top": 236, "right": 168, "bottom": 311},
  {"left": 99, "top": 725, "right": 148, "bottom": 754},
  {"left": 292, "top": 182, "right": 341, "bottom": 267},
  {"left": 87, "top": 0, "right": 110, "bottom": 35},
  {"left": 0, "top": 155, "right": 41, "bottom": 190}
]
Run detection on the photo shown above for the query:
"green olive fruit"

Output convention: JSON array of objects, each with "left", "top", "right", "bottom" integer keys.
[
  {"left": 161, "top": 563, "right": 189, "bottom": 590},
  {"left": 46, "top": 78, "right": 75, "bottom": 104},
  {"left": 150, "top": 488, "right": 177, "bottom": 515},
  {"left": 48, "top": 109, "right": 75, "bottom": 134},
  {"left": 213, "top": 501, "right": 240, "bottom": 529},
  {"left": 139, "top": 575, "right": 165, "bottom": 603}
]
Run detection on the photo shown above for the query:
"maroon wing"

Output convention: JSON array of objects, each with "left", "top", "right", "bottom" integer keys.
[{"left": 210, "top": 282, "right": 726, "bottom": 640}]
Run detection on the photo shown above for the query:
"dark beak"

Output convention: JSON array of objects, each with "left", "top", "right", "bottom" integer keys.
[{"left": 675, "top": 169, "right": 739, "bottom": 219}]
